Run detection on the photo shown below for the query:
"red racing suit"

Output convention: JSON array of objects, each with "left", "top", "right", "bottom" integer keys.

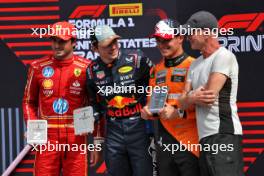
[{"left": 23, "top": 55, "right": 104, "bottom": 176}]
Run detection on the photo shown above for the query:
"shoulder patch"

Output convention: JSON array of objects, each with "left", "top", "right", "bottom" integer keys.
[
  {"left": 75, "top": 56, "right": 91, "bottom": 65},
  {"left": 73, "top": 60, "right": 86, "bottom": 68},
  {"left": 31, "top": 56, "right": 52, "bottom": 68}
]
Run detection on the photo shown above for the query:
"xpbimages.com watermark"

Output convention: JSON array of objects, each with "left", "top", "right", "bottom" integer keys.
[
  {"left": 31, "top": 24, "right": 235, "bottom": 39},
  {"left": 30, "top": 25, "right": 103, "bottom": 38},
  {"left": 97, "top": 84, "right": 168, "bottom": 96},
  {"left": 156, "top": 25, "right": 234, "bottom": 38},
  {"left": 157, "top": 137, "right": 234, "bottom": 155},
  {"left": 30, "top": 141, "right": 102, "bottom": 154}
]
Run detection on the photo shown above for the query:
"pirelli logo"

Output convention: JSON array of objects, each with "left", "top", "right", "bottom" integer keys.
[{"left": 109, "top": 3, "right": 143, "bottom": 17}]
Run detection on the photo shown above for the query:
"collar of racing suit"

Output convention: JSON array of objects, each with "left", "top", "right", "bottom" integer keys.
[
  {"left": 164, "top": 52, "right": 188, "bottom": 67},
  {"left": 98, "top": 56, "right": 118, "bottom": 68},
  {"left": 52, "top": 55, "right": 74, "bottom": 67}
]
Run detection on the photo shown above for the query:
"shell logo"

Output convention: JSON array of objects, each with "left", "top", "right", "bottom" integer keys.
[{"left": 42, "top": 79, "right": 53, "bottom": 89}]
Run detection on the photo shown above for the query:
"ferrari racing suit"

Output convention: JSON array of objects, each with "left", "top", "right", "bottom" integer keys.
[{"left": 23, "top": 55, "right": 103, "bottom": 176}]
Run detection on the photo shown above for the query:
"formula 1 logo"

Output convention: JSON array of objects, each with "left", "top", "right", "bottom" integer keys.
[
  {"left": 53, "top": 98, "right": 69, "bottom": 114},
  {"left": 69, "top": 5, "right": 107, "bottom": 18},
  {"left": 219, "top": 12, "right": 264, "bottom": 32}
]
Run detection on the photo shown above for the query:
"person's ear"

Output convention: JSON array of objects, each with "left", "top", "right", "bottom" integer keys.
[
  {"left": 72, "top": 42, "right": 76, "bottom": 49},
  {"left": 178, "top": 35, "right": 184, "bottom": 44},
  {"left": 71, "top": 39, "right": 77, "bottom": 49}
]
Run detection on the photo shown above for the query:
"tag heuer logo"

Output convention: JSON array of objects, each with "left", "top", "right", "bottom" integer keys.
[
  {"left": 74, "top": 68, "right": 82, "bottom": 77},
  {"left": 96, "top": 71, "right": 105, "bottom": 79}
]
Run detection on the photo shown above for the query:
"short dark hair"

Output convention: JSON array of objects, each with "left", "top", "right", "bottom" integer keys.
[
  {"left": 90, "top": 28, "right": 98, "bottom": 47},
  {"left": 71, "top": 38, "right": 76, "bottom": 43}
]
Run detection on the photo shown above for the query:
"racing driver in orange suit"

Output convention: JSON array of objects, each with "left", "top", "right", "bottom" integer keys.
[{"left": 141, "top": 19, "right": 200, "bottom": 176}]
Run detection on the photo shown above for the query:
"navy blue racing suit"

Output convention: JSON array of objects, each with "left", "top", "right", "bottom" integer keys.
[{"left": 86, "top": 49, "right": 153, "bottom": 176}]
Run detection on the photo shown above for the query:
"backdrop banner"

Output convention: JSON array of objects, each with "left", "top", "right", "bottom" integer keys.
[{"left": 0, "top": 0, "right": 263, "bottom": 175}]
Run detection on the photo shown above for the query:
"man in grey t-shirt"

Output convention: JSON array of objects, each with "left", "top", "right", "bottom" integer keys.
[{"left": 179, "top": 11, "right": 244, "bottom": 176}]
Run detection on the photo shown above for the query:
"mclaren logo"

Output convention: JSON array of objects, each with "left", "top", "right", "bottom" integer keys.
[{"left": 109, "top": 3, "right": 143, "bottom": 17}]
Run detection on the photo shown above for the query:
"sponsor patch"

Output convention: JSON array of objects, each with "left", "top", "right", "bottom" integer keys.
[
  {"left": 118, "top": 66, "right": 133, "bottom": 74},
  {"left": 42, "top": 79, "right": 53, "bottom": 89},
  {"left": 72, "top": 80, "right": 80, "bottom": 87},
  {"left": 74, "top": 68, "right": 82, "bottom": 77},
  {"left": 109, "top": 3, "right": 143, "bottom": 17},
  {"left": 42, "top": 66, "right": 54, "bottom": 78},
  {"left": 172, "top": 68, "right": 187, "bottom": 76},
  {"left": 53, "top": 98, "right": 69, "bottom": 114},
  {"left": 43, "top": 89, "right": 53, "bottom": 97},
  {"left": 120, "top": 74, "right": 133, "bottom": 81},
  {"left": 156, "top": 70, "right": 167, "bottom": 78},
  {"left": 171, "top": 75, "right": 185, "bottom": 82},
  {"left": 96, "top": 71, "right": 105, "bottom": 79},
  {"left": 156, "top": 70, "right": 167, "bottom": 84},
  {"left": 125, "top": 56, "right": 134, "bottom": 63}
]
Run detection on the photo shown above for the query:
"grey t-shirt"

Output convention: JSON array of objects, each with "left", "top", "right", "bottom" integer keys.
[{"left": 187, "top": 47, "right": 243, "bottom": 140}]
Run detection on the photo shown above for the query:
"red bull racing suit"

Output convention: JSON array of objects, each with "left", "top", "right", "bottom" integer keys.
[
  {"left": 23, "top": 55, "right": 104, "bottom": 176},
  {"left": 86, "top": 49, "right": 153, "bottom": 176}
]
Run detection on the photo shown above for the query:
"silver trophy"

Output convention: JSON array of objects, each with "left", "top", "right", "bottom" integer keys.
[
  {"left": 27, "top": 120, "right": 47, "bottom": 144},
  {"left": 149, "top": 86, "right": 168, "bottom": 114},
  {"left": 73, "top": 106, "right": 95, "bottom": 135}
]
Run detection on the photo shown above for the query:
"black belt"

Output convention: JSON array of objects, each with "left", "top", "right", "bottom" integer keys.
[{"left": 107, "top": 116, "right": 141, "bottom": 121}]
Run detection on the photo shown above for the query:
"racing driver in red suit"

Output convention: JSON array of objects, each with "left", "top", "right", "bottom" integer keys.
[{"left": 22, "top": 21, "right": 104, "bottom": 176}]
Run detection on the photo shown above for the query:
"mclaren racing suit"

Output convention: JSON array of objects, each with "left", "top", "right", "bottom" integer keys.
[
  {"left": 149, "top": 53, "right": 200, "bottom": 176},
  {"left": 86, "top": 49, "right": 153, "bottom": 176},
  {"left": 23, "top": 55, "right": 104, "bottom": 176}
]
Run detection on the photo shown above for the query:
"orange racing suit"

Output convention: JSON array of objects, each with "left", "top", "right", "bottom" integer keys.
[
  {"left": 148, "top": 53, "right": 200, "bottom": 176},
  {"left": 149, "top": 53, "right": 199, "bottom": 156}
]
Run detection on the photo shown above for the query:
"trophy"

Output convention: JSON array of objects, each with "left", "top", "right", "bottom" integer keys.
[
  {"left": 27, "top": 120, "right": 47, "bottom": 144},
  {"left": 149, "top": 86, "right": 168, "bottom": 114},
  {"left": 73, "top": 106, "right": 95, "bottom": 135}
]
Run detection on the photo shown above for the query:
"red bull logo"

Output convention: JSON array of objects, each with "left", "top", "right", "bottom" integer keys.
[
  {"left": 107, "top": 96, "right": 141, "bottom": 117},
  {"left": 107, "top": 96, "right": 137, "bottom": 109},
  {"left": 107, "top": 103, "right": 142, "bottom": 117}
]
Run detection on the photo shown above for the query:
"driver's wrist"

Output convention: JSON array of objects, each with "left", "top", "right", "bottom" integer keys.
[
  {"left": 187, "top": 90, "right": 195, "bottom": 104},
  {"left": 172, "top": 106, "right": 184, "bottom": 118}
]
